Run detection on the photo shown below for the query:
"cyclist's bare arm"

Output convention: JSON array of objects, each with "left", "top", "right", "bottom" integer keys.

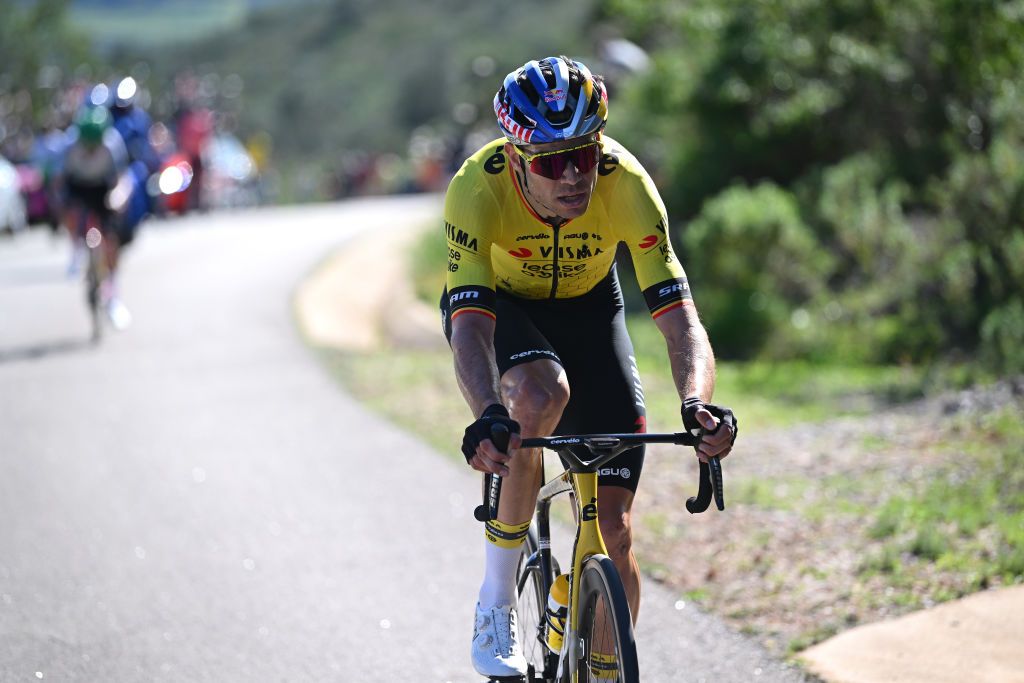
[
  {"left": 450, "top": 312, "right": 521, "bottom": 474},
  {"left": 654, "top": 304, "right": 734, "bottom": 460}
]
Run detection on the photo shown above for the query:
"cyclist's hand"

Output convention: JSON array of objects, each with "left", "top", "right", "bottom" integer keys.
[
  {"left": 462, "top": 404, "right": 522, "bottom": 476},
  {"left": 681, "top": 397, "right": 738, "bottom": 463}
]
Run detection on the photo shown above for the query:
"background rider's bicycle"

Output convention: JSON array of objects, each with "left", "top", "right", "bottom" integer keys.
[
  {"left": 474, "top": 429, "right": 726, "bottom": 683},
  {"left": 69, "top": 205, "right": 113, "bottom": 342}
]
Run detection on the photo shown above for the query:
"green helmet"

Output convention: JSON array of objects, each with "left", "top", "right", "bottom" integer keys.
[{"left": 75, "top": 105, "right": 111, "bottom": 145}]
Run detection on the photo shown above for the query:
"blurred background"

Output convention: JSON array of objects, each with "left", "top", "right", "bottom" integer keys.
[
  {"left": 2, "top": 0, "right": 1022, "bottom": 373},
  {"left": 2, "top": 0, "right": 1023, "bottom": 668}
]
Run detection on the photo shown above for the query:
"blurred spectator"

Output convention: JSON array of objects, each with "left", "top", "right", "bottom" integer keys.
[
  {"left": 0, "top": 153, "right": 28, "bottom": 235},
  {"left": 173, "top": 74, "right": 215, "bottom": 211}
]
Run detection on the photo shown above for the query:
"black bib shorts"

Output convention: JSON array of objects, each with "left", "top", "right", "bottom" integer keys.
[{"left": 442, "top": 266, "right": 647, "bottom": 493}]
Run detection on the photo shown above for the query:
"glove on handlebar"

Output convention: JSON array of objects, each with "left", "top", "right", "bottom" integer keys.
[
  {"left": 681, "top": 397, "right": 738, "bottom": 447},
  {"left": 461, "top": 404, "right": 521, "bottom": 465}
]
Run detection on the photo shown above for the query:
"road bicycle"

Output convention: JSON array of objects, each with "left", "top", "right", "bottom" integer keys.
[
  {"left": 474, "top": 429, "right": 725, "bottom": 682},
  {"left": 67, "top": 202, "right": 120, "bottom": 342},
  {"left": 81, "top": 214, "right": 109, "bottom": 343},
  {"left": 66, "top": 202, "right": 111, "bottom": 342}
]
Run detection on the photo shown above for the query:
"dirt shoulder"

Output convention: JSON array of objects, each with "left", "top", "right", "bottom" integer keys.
[
  {"left": 293, "top": 221, "right": 1024, "bottom": 682},
  {"left": 294, "top": 219, "right": 444, "bottom": 352}
]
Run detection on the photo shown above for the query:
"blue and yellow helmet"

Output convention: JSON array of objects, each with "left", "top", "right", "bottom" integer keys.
[{"left": 494, "top": 56, "right": 608, "bottom": 145}]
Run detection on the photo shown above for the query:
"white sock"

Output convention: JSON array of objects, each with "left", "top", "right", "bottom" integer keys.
[{"left": 478, "top": 519, "right": 531, "bottom": 608}]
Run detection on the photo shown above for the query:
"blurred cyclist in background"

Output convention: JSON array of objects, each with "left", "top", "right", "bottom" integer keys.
[
  {"left": 60, "top": 101, "right": 132, "bottom": 330},
  {"left": 108, "top": 76, "right": 162, "bottom": 239}
]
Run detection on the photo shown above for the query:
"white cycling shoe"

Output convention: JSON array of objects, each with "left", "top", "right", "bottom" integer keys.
[
  {"left": 106, "top": 298, "right": 133, "bottom": 331},
  {"left": 472, "top": 602, "right": 528, "bottom": 679}
]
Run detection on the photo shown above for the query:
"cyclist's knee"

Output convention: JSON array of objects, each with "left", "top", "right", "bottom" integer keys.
[{"left": 502, "top": 368, "right": 569, "bottom": 429}]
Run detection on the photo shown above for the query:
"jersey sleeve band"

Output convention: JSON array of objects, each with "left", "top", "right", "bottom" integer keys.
[
  {"left": 446, "top": 285, "right": 497, "bottom": 317},
  {"left": 643, "top": 277, "right": 693, "bottom": 318}
]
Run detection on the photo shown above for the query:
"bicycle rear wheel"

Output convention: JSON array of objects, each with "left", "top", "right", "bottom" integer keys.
[
  {"left": 575, "top": 555, "right": 639, "bottom": 683},
  {"left": 516, "top": 525, "right": 552, "bottom": 680}
]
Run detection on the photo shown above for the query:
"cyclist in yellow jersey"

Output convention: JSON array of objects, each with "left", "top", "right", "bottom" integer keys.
[{"left": 442, "top": 55, "right": 738, "bottom": 680}]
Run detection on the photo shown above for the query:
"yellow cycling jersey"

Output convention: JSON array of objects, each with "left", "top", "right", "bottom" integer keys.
[{"left": 444, "top": 135, "right": 691, "bottom": 321}]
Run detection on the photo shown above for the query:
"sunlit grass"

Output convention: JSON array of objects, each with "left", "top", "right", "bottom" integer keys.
[
  {"left": 857, "top": 406, "right": 1024, "bottom": 585},
  {"left": 625, "top": 316, "right": 933, "bottom": 431}
]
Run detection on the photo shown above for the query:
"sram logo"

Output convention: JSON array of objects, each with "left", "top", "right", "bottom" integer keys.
[
  {"left": 658, "top": 282, "right": 690, "bottom": 297},
  {"left": 449, "top": 290, "right": 480, "bottom": 304}
]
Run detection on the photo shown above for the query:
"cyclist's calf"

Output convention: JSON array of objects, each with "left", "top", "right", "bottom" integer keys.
[
  {"left": 597, "top": 496, "right": 635, "bottom": 562},
  {"left": 598, "top": 486, "right": 642, "bottom": 619}
]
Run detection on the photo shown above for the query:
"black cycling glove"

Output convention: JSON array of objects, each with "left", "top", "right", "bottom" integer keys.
[
  {"left": 681, "top": 396, "right": 738, "bottom": 446},
  {"left": 461, "top": 404, "right": 521, "bottom": 465}
]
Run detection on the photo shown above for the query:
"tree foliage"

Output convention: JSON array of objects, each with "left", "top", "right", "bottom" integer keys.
[
  {"left": 0, "top": 0, "right": 94, "bottom": 112},
  {"left": 149, "top": 0, "right": 597, "bottom": 161},
  {"left": 602, "top": 0, "right": 1024, "bottom": 371}
]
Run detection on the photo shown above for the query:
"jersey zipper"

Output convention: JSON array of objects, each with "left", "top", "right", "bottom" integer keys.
[{"left": 549, "top": 223, "right": 561, "bottom": 299}]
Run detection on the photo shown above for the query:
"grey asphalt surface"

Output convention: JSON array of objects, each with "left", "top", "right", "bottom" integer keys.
[{"left": 0, "top": 197, "right": 809, "bottom": 682}]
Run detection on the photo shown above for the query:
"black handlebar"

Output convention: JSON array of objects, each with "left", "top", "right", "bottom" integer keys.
[
  {"left": 474, "top": 430, "right": 725, "bottom": 522},
  {"left": 473, "top": 423, "right": 510, "bottom": 523},
  {"left": 684, "top": 456, "right": 724, "bottom": 513}
]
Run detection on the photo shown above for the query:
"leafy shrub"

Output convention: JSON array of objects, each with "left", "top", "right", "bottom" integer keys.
[
  {"left": 606, "top": 0, "right": 1024, "bottom": 372},
  {"left": 682, "top": 181, "right": 831, "bottom": 358}
]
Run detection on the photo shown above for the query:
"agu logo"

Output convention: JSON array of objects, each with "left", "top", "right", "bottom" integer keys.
[{"left": 598, "top": 467, "right": 631, "bottom": 479}]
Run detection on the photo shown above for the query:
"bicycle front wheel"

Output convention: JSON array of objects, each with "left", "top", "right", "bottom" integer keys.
[
  {"left": 516, "top": 525, "right": 551, "bottom": 679},
  {"left": 574, "top": 555, "right": 639, "bottom": 683}
]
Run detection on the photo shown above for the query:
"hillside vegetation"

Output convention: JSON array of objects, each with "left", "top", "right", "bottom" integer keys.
[
  {"left": 600, "top": 0, "right": 1024, "bottom": 373},
  {"left": 155, "top": 0, "right": 1022, "bottom": 374},
  {"left": 8, "top": 0, "right": 1021, "bottom": 371},
  {"left": 147, "top": 0, "right": 597, "bottom": 161}
]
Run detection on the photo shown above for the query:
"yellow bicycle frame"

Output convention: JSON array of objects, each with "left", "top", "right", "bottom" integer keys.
[{"left": 536, "top": 467, "right": 608, "bottom": 680}]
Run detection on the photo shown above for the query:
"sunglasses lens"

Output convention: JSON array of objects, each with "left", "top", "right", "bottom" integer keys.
[
  {"left": 530, "top": 155, "right": 564, "bottom": 179},
  {"left": 572, "top": 145, "right": 600, "bottom": 174},
  {"left": 528, "top": 144, "right": 599, "bottom": 179}
]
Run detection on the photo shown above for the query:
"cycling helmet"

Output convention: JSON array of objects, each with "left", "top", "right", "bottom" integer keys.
[
  {"left": 75, "top": 105, "right": 112, "bottom": 145},
  {"left": 494, "top": 56, "right": 608, "bottom": 145}
]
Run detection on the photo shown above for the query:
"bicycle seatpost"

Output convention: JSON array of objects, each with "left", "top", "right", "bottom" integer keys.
[{"left": 473, "top": 423, "right": 511, "bottom": 523}]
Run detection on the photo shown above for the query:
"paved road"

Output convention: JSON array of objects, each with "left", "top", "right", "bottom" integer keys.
[{"left": 0, "top": 198, "right": 808, "bottom": 682}]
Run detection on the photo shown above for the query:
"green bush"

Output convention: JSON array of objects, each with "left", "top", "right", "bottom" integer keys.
[
  {"left": 683, "top": 181, "right": 830, "bottom": 358},
  {"left": 605, "top": 0, "right": 1024, "bottom": 373}
]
